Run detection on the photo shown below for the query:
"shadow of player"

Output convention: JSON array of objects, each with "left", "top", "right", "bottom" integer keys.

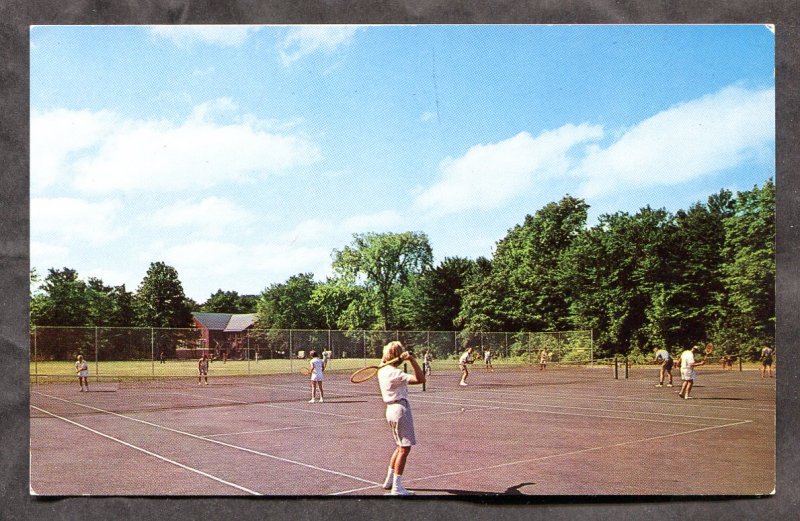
[{"left": 410, "top": 482, "right": 536, "bottom": 496}]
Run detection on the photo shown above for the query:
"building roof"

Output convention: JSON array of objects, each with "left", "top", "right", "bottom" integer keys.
[{"left": 192, "top": 312, "right": 256, "bottom": 332}]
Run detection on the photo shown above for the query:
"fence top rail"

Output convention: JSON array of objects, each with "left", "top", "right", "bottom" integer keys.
[{"left": 32, "top": 325, "right": 592, "bottom": 335}]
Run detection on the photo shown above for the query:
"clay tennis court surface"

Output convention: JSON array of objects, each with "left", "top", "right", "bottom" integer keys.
[{"left": 30, "top": 364, "right": 775, "bottom": 496}]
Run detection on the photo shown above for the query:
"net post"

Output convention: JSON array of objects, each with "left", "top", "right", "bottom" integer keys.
[
  {"left": 625, "top": 356, "right": 629, "bottom": 379},
  {"left": 614, "top": 356, "right": 619, "bottom": 379}
]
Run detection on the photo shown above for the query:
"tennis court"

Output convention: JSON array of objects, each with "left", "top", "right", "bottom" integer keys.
[{"left": 30, "top": 362, "right": 775, "bottom": 496}]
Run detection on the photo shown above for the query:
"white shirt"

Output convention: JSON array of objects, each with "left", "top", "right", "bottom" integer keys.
[
  {"left": 75, "top": 360, "right": 88, "bottom": 373},
  {"left": 377, "top": 364, "right": 412, "bottom": 403},
  {"left": 310, "top": 357, "right": 325, "bottom": 378},
  {"left": 680, "top": 350, "right": 695, "bottom": 369},
  {"left": 459, "top": 351, "right": 471, "bottom": 364}
]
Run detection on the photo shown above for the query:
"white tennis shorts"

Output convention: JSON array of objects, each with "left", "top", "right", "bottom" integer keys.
[
  {"left": 680, "top": 367, "right": 696, "bottom": 381},
  {"left": 385, "top": 399, "right": 416, "bottom": 447}
]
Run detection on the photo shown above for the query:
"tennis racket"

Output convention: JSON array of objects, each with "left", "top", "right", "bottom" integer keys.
[
  {"left": 301, "top": 366, "right": 311, "bottom": 376},
  {"left": 350, "top": 357, "right": 400, "bottom": 383}
]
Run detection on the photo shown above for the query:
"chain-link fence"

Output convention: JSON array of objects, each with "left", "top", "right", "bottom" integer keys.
[{"left": 30, "top": 326, "right": 594, "bottom": 378}]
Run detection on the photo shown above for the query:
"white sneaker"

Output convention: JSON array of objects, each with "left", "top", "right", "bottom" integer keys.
[
  {"left": 667, "top": 383, "right": 673, "bottom": 387},
  {"left": 656, "top": 384, "right": 663, "bottom": 387},
  {"left": 309, "top": 399, "right": 316, "bottom": 403},
  {"left": 390, "top": 484, "right": 415, "bottom": 495},
  {"left": 319, "top": 397, "right": 324, "bottom": 403},
  {"left": 460, "top": 382, "right": 468, "bottom": 386},
  {"left": 383, "top": 477, "right": 394, "bottom": 490}
]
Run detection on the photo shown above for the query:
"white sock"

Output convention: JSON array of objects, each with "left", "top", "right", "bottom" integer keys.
[{"left": 383, "top": 467, "right": 394, "bottom": 488}]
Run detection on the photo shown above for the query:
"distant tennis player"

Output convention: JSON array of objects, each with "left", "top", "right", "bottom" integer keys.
[
  {"left": 760, "top": 346, "right": 774, "bottom": 378},
  {"left": 678, "top": 345, "right": 705, "bottom": 400},
  {"left": 539, "top": 349, "right": 549, "bottom": 370},
  {"left": 75, "top": 354, "right": 89, "bottom": 392},
  {"left": 459, "top": 347, "right": 475, "bottom": 386},
  {"left": 423, "top": 350, "right": 432, "bottom": 375},
  {"left": 377, "top": 341, "right": 425, "bottom": 495},
  {"left": 308, "top": 350, "right": 326, "bottom": 403},
  {"left": 654, "top": 347, "right": 674, "bottom": 387},
  {"left": 198, "top": 353, "right": 209, "bottom": 385},
  {"left": 484, "top": 349, "right": 494, "bottom": 372}
]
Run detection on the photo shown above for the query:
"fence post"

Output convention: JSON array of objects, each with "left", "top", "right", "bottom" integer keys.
[
  {"left": 363, "top": 330, "right": 367, "bottom": 365},
  {"left": 247, "top": 333, "right": 251, "bottom": 375},
  {"left": 590, "top": 329, "right": 594, "bottom": 366},
  {"left": 151, "top": 328, "right": 155, "bottom": 377},
  {"left": 289, "top": 329, "right": 293, "bottom": 373},
  {"left": 33, "top": 325, "right": 38, "bottom": 386},
  {"left": 95, "top": 327, "right": 99, "bottom": 381}
]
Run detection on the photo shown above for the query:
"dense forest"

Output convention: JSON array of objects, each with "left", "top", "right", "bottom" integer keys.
[{"left": 30, "top": 180, "right": 774, "bottom": 359}]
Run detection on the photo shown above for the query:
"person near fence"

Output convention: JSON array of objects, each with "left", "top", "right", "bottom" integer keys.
[
  {"left": 539, "top": 349, "right": 549, "bottom": 370},
  {"left": 760, "top": 346, "right": 774, "bottom": 378},
  {"left": 484, "top": 349, "right": 494, "bottom": 372},
  {"left": 159, "top": 351, "right": 166, "bottom": 364},
  {"left": 198, "top": 353, "right": 209, "bottom": 385},
  {"left": 423, "top": 350, "right": 432, "bottom": 375},
  {"left": 678, "top": 345, "right": 705, "bottom": 399},
  {"left": 75, "top": 354, "right": 89, "bottom": 392},
  {"left": 459, "top": 347, "right": 475, "bottom": 386},
  {"left": 378, "top": 341, "right": 425, "bottom": 495},
  {"left": 308, "top": 350, "right": 326, "bottom": 403},
  {"left": 654, "top": 347, "right": 674, "bottom": 387}
]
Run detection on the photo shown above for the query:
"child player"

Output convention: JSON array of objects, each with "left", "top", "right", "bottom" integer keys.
[
  {"left": 308, "top": 350, "right": 326, "bottom": 403},
  {"left": 75, "top": 354, "right": 89, "bottom": 392},
  {"left": 377, "top": 341, "right": 425, "bottom": 495}
]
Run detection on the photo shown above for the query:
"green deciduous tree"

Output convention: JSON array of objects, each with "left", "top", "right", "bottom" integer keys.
[
  {"left": 256, "top": 273, "right": 326, "bottom": 329},
  {"left": 134, "top": 262, "right": 193, "bottom": 328},
  {"left": 458, "top": 196, "right": 588, "bottom": 332},
  {"left": 332, "top": 231, "right": 433, "bottom": 330},
  {"left": 714, "top": 180, "right": 775, "bottom": 354},
  {"left": 200, "top": 289, "right": 258, "bottom": 314}
]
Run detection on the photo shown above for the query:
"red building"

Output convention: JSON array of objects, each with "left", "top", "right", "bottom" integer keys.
[{"left": 192, "top": 312, "right": 256, "bottom": 360}]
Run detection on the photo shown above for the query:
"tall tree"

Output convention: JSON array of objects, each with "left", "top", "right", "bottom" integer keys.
[
  {"left": 200, "top": 289, "right": 257, "bottom": 313},
  {"left": 403, "top": 256, "right": 483, "bottom": 331},
  {"left": 715, "top": 180, "right": 775, "bottom": 353},
  {"left": 134, "top": 262, "right": 193, "bottom": 328},
  {"left": 332, "top": 232, "right": 433, "bottom": 330},
  {"left": 256, "top": 273, "right": 325, "bottom": 329},
  {"left": 30, "top": 268, "right": 90, "bottom": 326},
  {"left": 458, "top": 196, "right": 589, "bottom": 332}
]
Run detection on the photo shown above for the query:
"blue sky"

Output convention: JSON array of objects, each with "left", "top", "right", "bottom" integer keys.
[{"left": 30, "top": 25, "right": 775, "bottom": 302}]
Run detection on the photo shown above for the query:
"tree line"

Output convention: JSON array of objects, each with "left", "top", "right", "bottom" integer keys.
[{"left": 30, "top": 179, "right": 774, "bottom": 360}]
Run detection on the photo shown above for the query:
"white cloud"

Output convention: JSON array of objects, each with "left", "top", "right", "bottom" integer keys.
[
  {"left": 149, "top": 25, "right": 260, "bottom": 47},
  {"left": 30, "top": 241, "right": 70, "bottom": 269},
  {"left": 421, "top": 111, "right": 436, "bottom": 122},
  {"left": 31, "top": 102, "right": 322, "bottom": 194},
  {"left": 31, "top": 197, "right": 126, "bottom": 246},
  {"left": 575, "top": 85, "right": 774, "bottom": 197},
  {"left": 279, "top": 25, "right": 361, "bottom": 65},
  {"left": 413, "top": 124, "right": 603, "bottom": 216},
  {"left": 149, "top": 197, "right": 253, "bottom": 237},
  {"left": 30, "top": 108, "right": 118, "bottom": 192}
]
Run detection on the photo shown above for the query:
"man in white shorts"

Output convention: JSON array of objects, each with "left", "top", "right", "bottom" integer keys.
[
  {"left": 377, "top": 341, "right": 425, "bottom": 495},
  {"left": 678, "top": 345, "right": 705, "bottom": 400}
]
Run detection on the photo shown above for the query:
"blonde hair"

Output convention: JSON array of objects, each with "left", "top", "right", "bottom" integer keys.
[{"left": 382, "top": 341, "right": 404, "bottom": 364}]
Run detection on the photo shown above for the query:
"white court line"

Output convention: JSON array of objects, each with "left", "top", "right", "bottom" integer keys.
[
  {"left": 414, "top": 396, "right": 745, "bottom": 426},
  {"left": 167, "top": 390, "right": 368, "bottom": 420},
  {"left": 202, "top": 408, "right": 489, "bottom": 438},
  {"left": 333, "top": 418, "right": 752, "bottom": 495},
  {"left": 32, "top": 391, "right": 381, "bottom": 489},
  {"left": 31, "top": 404, "right": 261, "bottom": 496},
  {"left": 425, "top": 385, "right": 776, "bottom": 413}
]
